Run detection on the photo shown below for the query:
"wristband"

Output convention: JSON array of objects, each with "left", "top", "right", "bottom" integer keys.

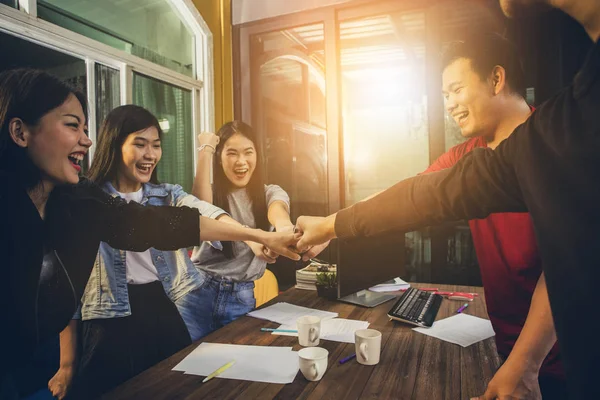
[{"left": 197, "top": 144, "right": 216, "bottom": 153}]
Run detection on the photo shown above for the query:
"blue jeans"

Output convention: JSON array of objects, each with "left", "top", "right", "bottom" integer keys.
[{"left": 175, "top": 272, "right": 256, "bottom": 341}]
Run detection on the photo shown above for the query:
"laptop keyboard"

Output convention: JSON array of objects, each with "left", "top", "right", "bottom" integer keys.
[{"left": 387, "top": 287, "right": 443, "bottom": 328}]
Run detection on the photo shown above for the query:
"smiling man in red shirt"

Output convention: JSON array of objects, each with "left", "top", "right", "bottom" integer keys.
[{"left": 421, "top": 34, "right": 564, "bottom": 399}]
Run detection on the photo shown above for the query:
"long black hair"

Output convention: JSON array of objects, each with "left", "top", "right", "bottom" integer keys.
[
  {"left": 214, "top": 121, "right": 269, "bottom": 258},
  {"left": 87, "top": 105, "right": 163, "bottom": 185},
  {"left": 0, "top": 68, "right": 87, "bottom": 190}
]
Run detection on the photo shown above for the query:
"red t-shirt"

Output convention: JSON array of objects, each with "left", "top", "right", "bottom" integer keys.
[{"left": 423, "top": 135, "right": 563, "bottom": 379}]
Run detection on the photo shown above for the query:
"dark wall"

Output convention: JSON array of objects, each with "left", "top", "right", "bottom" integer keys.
[{"left": 506, "top": 9, "right": 592, "bottom": 105}]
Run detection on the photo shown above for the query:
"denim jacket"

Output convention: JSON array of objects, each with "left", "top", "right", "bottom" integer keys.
[{"left": 75, "top": 182, "right": 227, "bottom": 320}]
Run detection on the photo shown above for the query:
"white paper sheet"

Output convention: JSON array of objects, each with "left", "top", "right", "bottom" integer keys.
[
  {"left": 247, "top": 302, "right": 338, "bottom": 326},
  {"left": 173, "top": 343, "right": 299, "bottom": 384},
  {"left": 413, "top": 313, "right": 495, "bottom": 347},
  {"left": 273, "top": 318, "right": 370, "bottom": 343},
  {"left": 368, "top": 277, "right": 410, "bottom": 292}
]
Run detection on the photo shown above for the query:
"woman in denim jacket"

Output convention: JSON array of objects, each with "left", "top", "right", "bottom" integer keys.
[{"left": 54, "top": 106, "right": 289, "bottom": 398}]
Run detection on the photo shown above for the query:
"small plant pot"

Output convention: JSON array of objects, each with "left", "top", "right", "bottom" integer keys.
[{"left": 316, "top": 284, "right": 338, "bottom": 300}]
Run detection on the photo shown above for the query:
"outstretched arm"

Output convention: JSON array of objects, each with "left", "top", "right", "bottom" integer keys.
[
  {"left": 268, "top": 200, "right": 294, "bottom": 232},
  {"left": 215, "top": 213, "right": 284, "bottom": 264},
  {"left": 296, "top": 130, "right": 526, "bottom": 250}
]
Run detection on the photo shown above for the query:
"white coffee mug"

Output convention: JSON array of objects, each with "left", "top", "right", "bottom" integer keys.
[
  {"left": 298, "top": 347, "right": 329, "bottom": 381},
  {"left": 297, "top": 315, "right": 321, "bottom": 347},
  {"left": 355, "top": 329, "right": 382, "bottom": 366}
]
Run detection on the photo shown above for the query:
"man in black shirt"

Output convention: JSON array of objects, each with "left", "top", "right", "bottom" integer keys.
[{"left": 295, "top": 1, "right": 600, "bottom": 399}]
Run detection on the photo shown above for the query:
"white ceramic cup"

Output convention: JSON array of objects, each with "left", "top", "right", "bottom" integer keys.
[
  {"left": 297, "top": 315, "right": 321, "bottom": 347},
  {"left": 355, "top": 329, "right": 382, "bottom": 366},
  {"left": 298, "top": 347, "right": 329, "bottom": 381}
]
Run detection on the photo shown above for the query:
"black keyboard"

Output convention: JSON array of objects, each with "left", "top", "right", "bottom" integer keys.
[{"left": 387, "top": 287, "right": 443, "bottom": 328}]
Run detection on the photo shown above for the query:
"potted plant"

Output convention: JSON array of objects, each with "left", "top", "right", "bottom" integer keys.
[{"left": 315, "top": 271, "right": 337, "bottom": 300}]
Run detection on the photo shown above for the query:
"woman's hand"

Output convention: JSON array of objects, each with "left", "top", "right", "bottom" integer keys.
[
  {"left": 258, "top": 230, "right": 301, "bottom": 261},
  {"left": 48, "top": 365, "right": 75, "bottom": 400},
  {"left": 197, "top": 132, "right": 219, "bottom": 151},
  {"left": 299, "top": 240, "right": 330, "bottom": 261},
  {"left": 246, "top": 241, "right": 278, "bottom": 264}
]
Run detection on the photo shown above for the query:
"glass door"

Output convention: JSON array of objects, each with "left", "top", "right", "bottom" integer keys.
[
  {"left": 339, "top": 11, "right": 429, "bottom": 203},
  {"left": 248, "top": 23, "right": 330, "bottom": 287},
  {"left": 238, "top": 0, "right": 502, "bottom": 286},
  {"left": 251, "top": 23, "right": 328, "bottom": 221}
]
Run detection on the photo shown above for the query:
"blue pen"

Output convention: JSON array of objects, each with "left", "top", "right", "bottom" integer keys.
[
  {"left": 339, "top": 353, "right": 356, "bottom": 364},
  {"left": 456, "top": 303, "right": 469, "bottom": 313},
  {"left": 261, "top": 328, "right": 298, "bottom": 333}
]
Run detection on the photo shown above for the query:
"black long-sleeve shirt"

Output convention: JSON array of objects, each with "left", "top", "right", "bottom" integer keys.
[
  {"left": 336, "top": 39, "right": 600, "bottom": 399},
  {"left": 0, "top": 175, "right": 201, "bottom": 396}
]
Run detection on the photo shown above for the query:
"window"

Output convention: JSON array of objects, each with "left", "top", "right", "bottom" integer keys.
[
  {"left": 38, "top": 0, "right": 195, "bottom": 77},
  {"left": 1, "top": 0, "right": 213, "bottom": 189},
  {"left": 0, "top": 0, "right": 16, "bottom": 9},
  {"left": 0, "top": 30, "right": 93, "bottom": 171},
  {"left": 340, "top": 12, "right": 429, "bottom": 206},
  {"left": 95, "top": 64, "right": 120, "bottom": 133},
  {"left": 253, "top": 24, "right": 328, "bottom": 220}
]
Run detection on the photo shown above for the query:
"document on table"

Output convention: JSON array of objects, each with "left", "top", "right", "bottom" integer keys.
[
  {"left": 413, "top": 313, "right": 495, "bottom": 347},
  {"left": 247, "top": 302, "right": 338, "bottom": 326},
  {"left": 173, "top": 343, "right": 299, "bottom": 384},
  {"left": 272, "top": 318, "right": 370, "bottom": 343},
  {"left": 368, "top": 277, "right": 411, "bottom": 292}
]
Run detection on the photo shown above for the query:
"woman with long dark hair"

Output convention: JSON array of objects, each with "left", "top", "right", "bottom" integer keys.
[
  {"left": 55, "top": 105, "right": 269, "bottom": 398},
  {"left": 190, "top": 121, "right": 295, "bottom": 337},
  {"left": 0, "top": 70, "right": 299, "bottom": 399}
]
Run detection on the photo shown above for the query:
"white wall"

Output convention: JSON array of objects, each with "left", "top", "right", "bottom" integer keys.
[{"left": 232, "top": 0, "right": 353, "bottom": 25}]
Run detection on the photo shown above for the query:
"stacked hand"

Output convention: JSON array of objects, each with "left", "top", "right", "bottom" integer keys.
[
  {"left": 247, "top": 241, "right": 279, "bottom": 263},
  {"left": 248, "top": 226, "right": 295, "bottom": 263},
  {"left": 295, "top": 215, "right": 336, "bottom": 259},
  {"left": 256, "top": 229, "right": 302, "bottom": 261},
  {"left": 249, "top": 215, "right": 336, "bottom": 262}
]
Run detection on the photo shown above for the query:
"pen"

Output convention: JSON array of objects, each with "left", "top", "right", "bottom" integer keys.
[
  {"left": 339, "top": 353, "right": 356, "bottom": 364},
  {"left": 203, "top": 360, "right": 235, "bottom": 383},
  {"left": 456, "top": 303, "right": 469, "bottom": 313},
  {"left": 435, "top": 291, "right": 479, "bottom": 297},
  {"left": 260, "top": 328, "right": 298, "bottom": 333}
]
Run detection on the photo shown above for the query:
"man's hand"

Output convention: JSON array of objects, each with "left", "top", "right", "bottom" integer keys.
[
  {"left": 287, "top": 220, "right": 329, "bottom": 260},
  {"left": 48, "top": 365, "right": 75, "bottom": 400},
  {"left": 295, "top": 215, "right": 337, "bottom": 253},
  {"left": 300, "top": 241, "right": 330, "bottom": 261},
  {"left": 197, "top": 132, "right": 219, "bottom": 150},
  {"left": 471, "top": 359, "right": 541, "bottom": 400},
  {"left": 246, "top": 241, "right": 278, "bottom": 264}
]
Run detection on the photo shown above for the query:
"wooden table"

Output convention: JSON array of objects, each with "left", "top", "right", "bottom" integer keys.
[{"left": 106, "top": 283, "right": 501, "bottom": 399}]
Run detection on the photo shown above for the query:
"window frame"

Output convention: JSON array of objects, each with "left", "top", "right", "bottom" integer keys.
[{"left": 1, "top": 0, "right": 214, "bottom": 168}]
